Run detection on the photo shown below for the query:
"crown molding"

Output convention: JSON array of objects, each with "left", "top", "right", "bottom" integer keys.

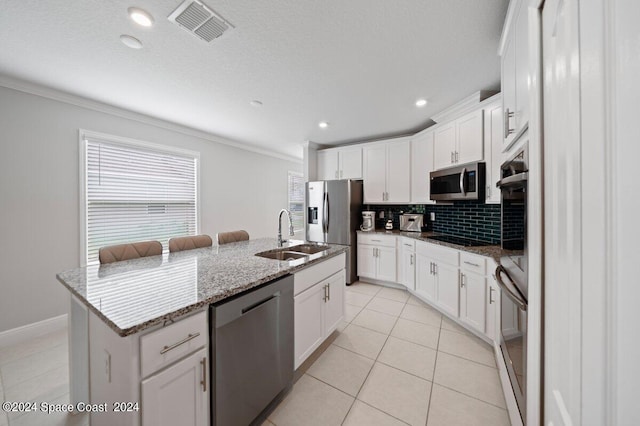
[
  {"left": 431, "top": 90, "right": 499, "bottom": 124},
  {"left": 0, "top": 73, "right": 302, "bottom": 164}
]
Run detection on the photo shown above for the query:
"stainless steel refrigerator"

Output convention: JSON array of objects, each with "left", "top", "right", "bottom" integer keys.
[{"left": 306, "top": 180, "right": 363, "bottom": 284}]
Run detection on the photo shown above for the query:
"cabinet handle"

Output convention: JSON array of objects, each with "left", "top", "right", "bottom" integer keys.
[
  {"left": 371, "top": 239, "right": 381, "bottom": 242},
  {"left": 200, "top": 357, "right": 207, "bottom": 392},
  {"left": 429, "top": 262, "right": 433, "bottom": 275},
  {"left": 489, "top": 287, "right": 495, "bottom": 304},
  {"left": 335, "top": 170, "right": 338, "bottom": 179},
  {"left": 460, "top": 272, "right": 465, "bottom": 288},
  {"left": 160, "top": 333, "right": 200, "bottom": 355},
  {"left": 410, "top": 254, "right": 414, "bottom": 265},
  {"left": 504, "top": 108, "right": 515, "bottom": 139},
  {"left": 327, "top": 283, "right": 331, "bottom": 301},
  {"left": 323, "top": 284, "right": 329, "bottom": 302},
  {"left": 463, "top": 261, "right": 481, "bottom": 268},
  {"left": 455, "top": 151, "right": 459, "bottom": 163},
  {"left": 434, "top": 263, "right": 437, "bottom": 275},
  {"left": 451, "top": 151, "right": 454, "bottom": 164}
]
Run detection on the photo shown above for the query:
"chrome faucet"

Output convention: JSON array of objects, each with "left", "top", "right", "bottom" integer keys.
[{"left": 277, "top": 209, "right": 295, "bottom": 247}]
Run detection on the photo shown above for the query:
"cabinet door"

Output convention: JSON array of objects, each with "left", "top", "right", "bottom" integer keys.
[
  {"left": 483, "top": 100, "right": 503, "bottom": 204},
  {"left": 357, "top": 244, "right": 377, "bottom": 279},
  {"left": 415, "top": 254, "right": 436, "bottom": 303},
  {"left": 486, "top": 277, "right": 499, "bottom": 342},
  {"left": 433, "top": 122, "right": 456, "bottom": 170},
  {"left": 435, "top": 262, "right": 460, "bottom": 318},
  {"left": 363, "top": 145, "right": 387, "bottom": 203},
  {"left": 401, "top": 247, "right": 416, "bottom": 290},
  {"left": 317, "top": 150, "right": 338, "bottom": 180},
  {"left": 456, "top": 109, "right": 484, "bottom": 165},
  {"left": 502, "top": 31, "right": 517, "bottom": 146},
  {"left": 324, "top": 270, "right": 346, "bottom": 335},
  {"left": 459, "top": 270, "right": 486, "bottom": 334},
  {"left": 386, "top": 140, "right": 411, "bottom": 203},
  {"left": 142, "top": 348, "right": 208, "bottom": 426},
  {"left": 410, "top": 132, "right": 434, "bottom": 203},
  {"left": 514, "top": 0, "right": 530, "bottom": 133},
  {"left": 339, "top": 147, "right": 362, "bottom": 179},
  {"left": 294, "top": 283, "right": 325, "bottom": 369},
  {"left": 376, "top": 246, "right": 397, "bottom": 283}
]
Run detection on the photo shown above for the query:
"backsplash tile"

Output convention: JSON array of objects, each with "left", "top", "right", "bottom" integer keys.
[{"left": 363, "top": 202, "right": 501, "bottom": 244}]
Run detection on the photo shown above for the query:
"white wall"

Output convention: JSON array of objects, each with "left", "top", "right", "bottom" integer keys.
[{"left": 0, "top": 84, "right": 301, "bottom": 333}]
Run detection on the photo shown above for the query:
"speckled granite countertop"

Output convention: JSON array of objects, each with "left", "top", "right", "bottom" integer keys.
[
  {"left": 357, "top": 229, "right": 504, "bottom": 262},
  {"left": 57, "top": 238, "right": 347, "bottom": 337}
]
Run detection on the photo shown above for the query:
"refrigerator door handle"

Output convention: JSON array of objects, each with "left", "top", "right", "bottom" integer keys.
[{"left": 323, "top": 191, "right": 329, "bottom": 234}]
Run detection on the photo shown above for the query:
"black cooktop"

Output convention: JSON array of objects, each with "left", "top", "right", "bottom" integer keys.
[{"left": 427, "top": 235, "right": 492, "bottom": 247}]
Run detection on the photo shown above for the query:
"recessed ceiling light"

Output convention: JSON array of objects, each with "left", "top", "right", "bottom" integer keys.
[
  {"left": 318, "top": 122, "right": 329, "bottom": 129},
  {"left": 415, "top": 99, "right": 428, "bottom": 107},
  {"left": 128, "top": 7, "right": 154, "bottom": 27},
  {"left": 250, "top": 100, "right": 263, "bottom": 107},
  {"left": 120, "top": 34, "right": 143, "bottom": 49}
]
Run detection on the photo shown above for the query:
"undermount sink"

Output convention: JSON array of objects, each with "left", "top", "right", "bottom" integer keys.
[
  {"left": 285, "top": 244, "right": 330, "bottom": 255},
  {"left": 256, "top": 251, "right": 309, "bottom": 261}
]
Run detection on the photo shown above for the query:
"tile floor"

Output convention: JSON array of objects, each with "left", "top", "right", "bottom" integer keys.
[{"left": 0, "top": 281, "right": 509, "bottom": 426}]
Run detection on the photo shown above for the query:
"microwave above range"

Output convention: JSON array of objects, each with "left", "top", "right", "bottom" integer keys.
[{"left": 430, "top": 162, "right": 486, "bottom": 201}]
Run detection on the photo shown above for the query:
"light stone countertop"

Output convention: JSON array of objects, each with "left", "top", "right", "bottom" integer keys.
[{"left": 56, "top": 238, "right": 347, "bottom": 337}]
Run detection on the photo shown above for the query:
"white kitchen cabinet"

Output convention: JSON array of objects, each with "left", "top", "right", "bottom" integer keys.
[
  {"left": 324, "top": 270, "right": 346, "bottom": 335},
  {"left": 486, "top": 272, "right": 500, "bottom": 343},
  {"left": 376, "top": 246, "right": 397, "bottom": 283},
  {"left": 363, "top": 139, "right": 410, "bottom": 203},
  {"left": 316, "top": 147, "right": 362, "bottom": 180},
  {"left": 415, "top": 252, "right": 437, "bottom": 303},
  {"left": 142, "top": 348, "right": 208, "bottom": 426},
  {"left": 435, "top": 262, "right": 460, "bottom": 318},
  {"left": 459, "top": 269, "right": 487, "bottom": 335},
  {"left": 357, "top": 244, "right": 377, "bottom": 278},
  {"left": 433, "top": 109, "right": 484, "bottom": 170},
  {"left": 410, "top": 131, "right": 435, "bottom": 204},
  {"left": 357, "top": 233, "right": 397, "bottom": 282},
  {"left": 483, "top": 97, "right": 503, "bottom": 203},
  {"left": 400, "top": 239, "right": 416, "bottom": 290},
  {"left": 415, "top": 241, "right": 460, "bottom": 316},
  {"left": 501, "top": 0, "right": 530, "bottom": 147}
]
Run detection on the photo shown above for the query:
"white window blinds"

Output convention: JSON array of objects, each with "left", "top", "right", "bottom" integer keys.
[
  {"left": 288, "top": 171, "right": 304, "bottom": 233},
  {"left": 83, "top": 133, "right": 198, "bottom": 265}
]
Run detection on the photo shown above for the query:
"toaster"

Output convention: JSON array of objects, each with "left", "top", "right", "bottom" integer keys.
[{"left": 399, "top": 214, "right": 423, "bottom": 232}]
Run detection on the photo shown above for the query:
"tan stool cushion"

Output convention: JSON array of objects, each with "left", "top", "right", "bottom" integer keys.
[
  {"left": 98, "top": 241, "right": 163, "bottom": 264},
  {"left": 168, "top": 235, "right": 213, "bottom": 253},
  {"left": 217, "top": 230, "right": 250, "bottom": 245}
]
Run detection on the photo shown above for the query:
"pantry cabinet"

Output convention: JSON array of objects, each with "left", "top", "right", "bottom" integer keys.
[
  {"left": 433, "top": 109, "right": 484, "bottom": 170},
  {"left": 317, "top": 146, "right": 362, "bottom": 180},
  {"left": 363, "top": 139, "right": 410, "bottom": 203}
]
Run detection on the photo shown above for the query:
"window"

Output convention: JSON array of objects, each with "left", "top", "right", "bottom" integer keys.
[
  {"left": 288, "top": 171, "right": 304, "bottom": 234},
  {"left": 80, "top": 130, "right": 199, "bottom": 265}
]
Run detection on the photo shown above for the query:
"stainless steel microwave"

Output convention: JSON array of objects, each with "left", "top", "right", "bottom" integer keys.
[{"left": 430, "top": 162, "right": 486, "bottom": 201}]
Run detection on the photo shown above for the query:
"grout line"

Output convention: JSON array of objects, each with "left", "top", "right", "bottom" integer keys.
[
  {"left": 435, "top": 348, "right": 498, "bottom": 370},
  {"left": 355, "top": 400, "right": 412, "bottom": 425},
  {"left": 424, "top": 317, "right": 442, "bottom": 425},
  {"left": 430, "top": 382, "right": 509, "bottom": 412}
]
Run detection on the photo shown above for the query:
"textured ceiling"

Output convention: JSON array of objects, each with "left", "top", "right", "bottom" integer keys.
[{"left": 0, "top": 0, "right": 508, "bottom": 159}]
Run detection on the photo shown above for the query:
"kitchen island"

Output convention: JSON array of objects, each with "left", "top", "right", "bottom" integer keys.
[{"left": 56, "top": 238, "right": 348, "bottom": 426}]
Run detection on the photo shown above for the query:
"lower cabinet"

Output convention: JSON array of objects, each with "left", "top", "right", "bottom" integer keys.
[
  {"left": 141, "top": 348, "right": 208, "bottom": 426},
  {"left": 459, "top": 269, "right": 487, "bottom": 334},
  {"left": 400, "top": 240, "right": 416, "bottom": 290},
  {"left": 486, "top": 272, "right": 500, "bottom": 342},
  {"left": 415, "top": 252, "right": 436, "bottom": 302},
  {"left": 415, "top": 241, "right": 460, "bottom": 317},
  {"left": 357, "top": 233, "right": 397, "bottom": 282},
  {"left": 435, "top": 262, "right": 460, "bottom": 318}
]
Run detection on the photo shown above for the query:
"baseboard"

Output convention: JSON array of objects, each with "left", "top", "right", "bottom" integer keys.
[{"left": 0, "top": 314, "right": 68, "bottom": 348}]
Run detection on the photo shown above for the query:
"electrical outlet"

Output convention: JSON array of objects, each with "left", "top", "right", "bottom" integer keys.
[
  {"left": 104, "top": 350, "right": 111, "bottom": 383},
  {"left": 430, "top": 212, "right": 436, "bottom": 221}
]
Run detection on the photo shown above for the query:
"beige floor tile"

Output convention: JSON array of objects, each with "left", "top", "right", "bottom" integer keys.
[
  {"left": 427, "top": 384, "right": 510, "bottom": 426},
  {"left": 0, "top": 329, "right": 67, "bottom": 366},
  {"left": 0, "top": 412, "right": 6, "bottom": 426},
  {"left": 399, "top": 304, "right": 442, "bottom": 327},
  {"left": 358, "top": 363, "right": 431, "bottom": 426},
  {"left": 0, "top": 344, "right": 67, "bottom": 388},
  {"left": 4, "top": 365, "right": 69, "bottom": 411},
  {"left": 307, "top": 345, "right": 374, "bottom": 397},
  {"left": 352, "top": 309, "right": 398, "bottom": 335},
  {"left": 348, "top": 282, "right": 382, "bottom": 296},
  {"left": 438, "top": 330, "right": 496, "bottom": 368},
  {"left": 406, "top": 295, "right": 427, "bottom": 306},
  {"left": 261, "top": 420, "right": 275, "bottom": 426},
  {"left": 8, "top": 393, "right": 89, "bottom": 426},
  {"left": 346, "top": 290, "right": 375, "bottom": 308},
  {"left": 268, "top": 374, "right": 353, "bottom": 426},
  {"left": 345, "top": 304, "right": 363, "bottom": 322},
  {"left": 343, "top": 400, "right": 407, "bottom": 426},
  {"left": 366, "top": 298, "right": 405, "bottom": 317},
  {"left": 376, "top": 287, "right": 410, "bottom": 303},
  {"left": 337, "top": 320, "right": 350, "bottom": 332},
  {"left": 391, "top": 318, "right": 440, "bottom": 350},
  {"left": 333, "top": 324, "right": 388, "bottom": 360},
  {"left": 378, "top": 337, "right": 437, "bottom": 381},
  {"left": 440, "top": 317, "right": 471, "bottom": 335},
  {"left": 433, "top": 352, "right": 506, "bottom": 409}
]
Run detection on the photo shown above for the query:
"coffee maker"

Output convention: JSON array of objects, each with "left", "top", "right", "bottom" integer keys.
[{"left": 360, "top": 211, "right": 375, "bottom": 231}]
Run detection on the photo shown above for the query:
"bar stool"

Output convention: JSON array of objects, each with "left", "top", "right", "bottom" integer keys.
[
  {"left": 216, "top": 230, "right": 249, "bottom": 245},
  {"left": 98, "top": 240, "right": 163, "bottom": 264},
  {"left": 168, "top": 234, "right": 213, "bottom": 253}
]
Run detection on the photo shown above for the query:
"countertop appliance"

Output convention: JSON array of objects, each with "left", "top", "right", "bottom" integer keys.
[
  {"left": 306, "top": 180, "right": 363, "bottom": 284},
  {"left": 496, "top": 144, "right": 528, "bottom": 422},
  {"left": 430, "top": 162, "right": 486, "bottom": 201},
  {"left": 361, "top": 211, "right": 375, "bottom": 231},
  {"left": 399, "top": 214, "right": 423, "bottom": 232},
  {"left": 210, "top": 275, "right": 294, "bottom": 426}
]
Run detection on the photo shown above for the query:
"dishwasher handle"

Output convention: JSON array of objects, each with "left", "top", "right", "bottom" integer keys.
[{"left": 242, "top": 293, "right": 278, "bottom": 315}]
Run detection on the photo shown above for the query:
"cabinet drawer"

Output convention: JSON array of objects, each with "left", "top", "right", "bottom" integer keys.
[
  {"left": 140, "top": 311, "right": 207, "bottom": 378},
  {"left": 460, "top": 252, "right": 486, "bottom": 275},
  {"left": 358, "top": 233, "right": 396, "bottom": 247},
  {"left": 294, "top": 253, "right": 345, "bottom": 296},
  {"left": 400, "top": 238, "right": 416, "bottom": 251},
  {"left": 416, "top": 241, "right": 459, "bottom": 266}
]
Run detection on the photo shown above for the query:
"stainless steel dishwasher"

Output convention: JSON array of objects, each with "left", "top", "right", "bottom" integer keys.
[{"left": 210, "top": 275, "right": 294, "bottom": 426}]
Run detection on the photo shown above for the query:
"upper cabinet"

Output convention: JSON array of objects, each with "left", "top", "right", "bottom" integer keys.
[
  {"left": 433, "top": 109, "right": 484, "bottom": 170},
  {"left": 317, "top": 146, "right": 362, "bottom": 180},
  {"left": 501, "top": 0, "right": 530, "bottom": 147},
  {"left": 483, "top": 97, "right": 503, "bottom": 204},
  {"left": 410, "top": 131, "right": 434, "bottom": 204},
  {"left": 363, "top": 138, "right": 410, "bottom": 203}
]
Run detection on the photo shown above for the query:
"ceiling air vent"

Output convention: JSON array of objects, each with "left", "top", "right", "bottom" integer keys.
[{"left": 168, "top": 0, "right": 233, "bottom": 43}]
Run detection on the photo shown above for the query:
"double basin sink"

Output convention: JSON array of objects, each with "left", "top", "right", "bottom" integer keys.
[{"left": 255, "top": 243, "right": 330, "bottom": 261}]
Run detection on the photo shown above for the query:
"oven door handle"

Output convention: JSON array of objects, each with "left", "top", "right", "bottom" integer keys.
[
  {"left": 496, "top": 172, "right": 528, "bottom": 188},
  {"left": 495, "top": 265, "right": 528, "bottom": 311},
  {"left": 459, "top": 168, "right": 467, "bottom": 196}
]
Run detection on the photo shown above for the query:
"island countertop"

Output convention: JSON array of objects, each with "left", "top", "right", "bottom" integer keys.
[{"left": 57, "top": 238, "right": 348, "bottom": 337}]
